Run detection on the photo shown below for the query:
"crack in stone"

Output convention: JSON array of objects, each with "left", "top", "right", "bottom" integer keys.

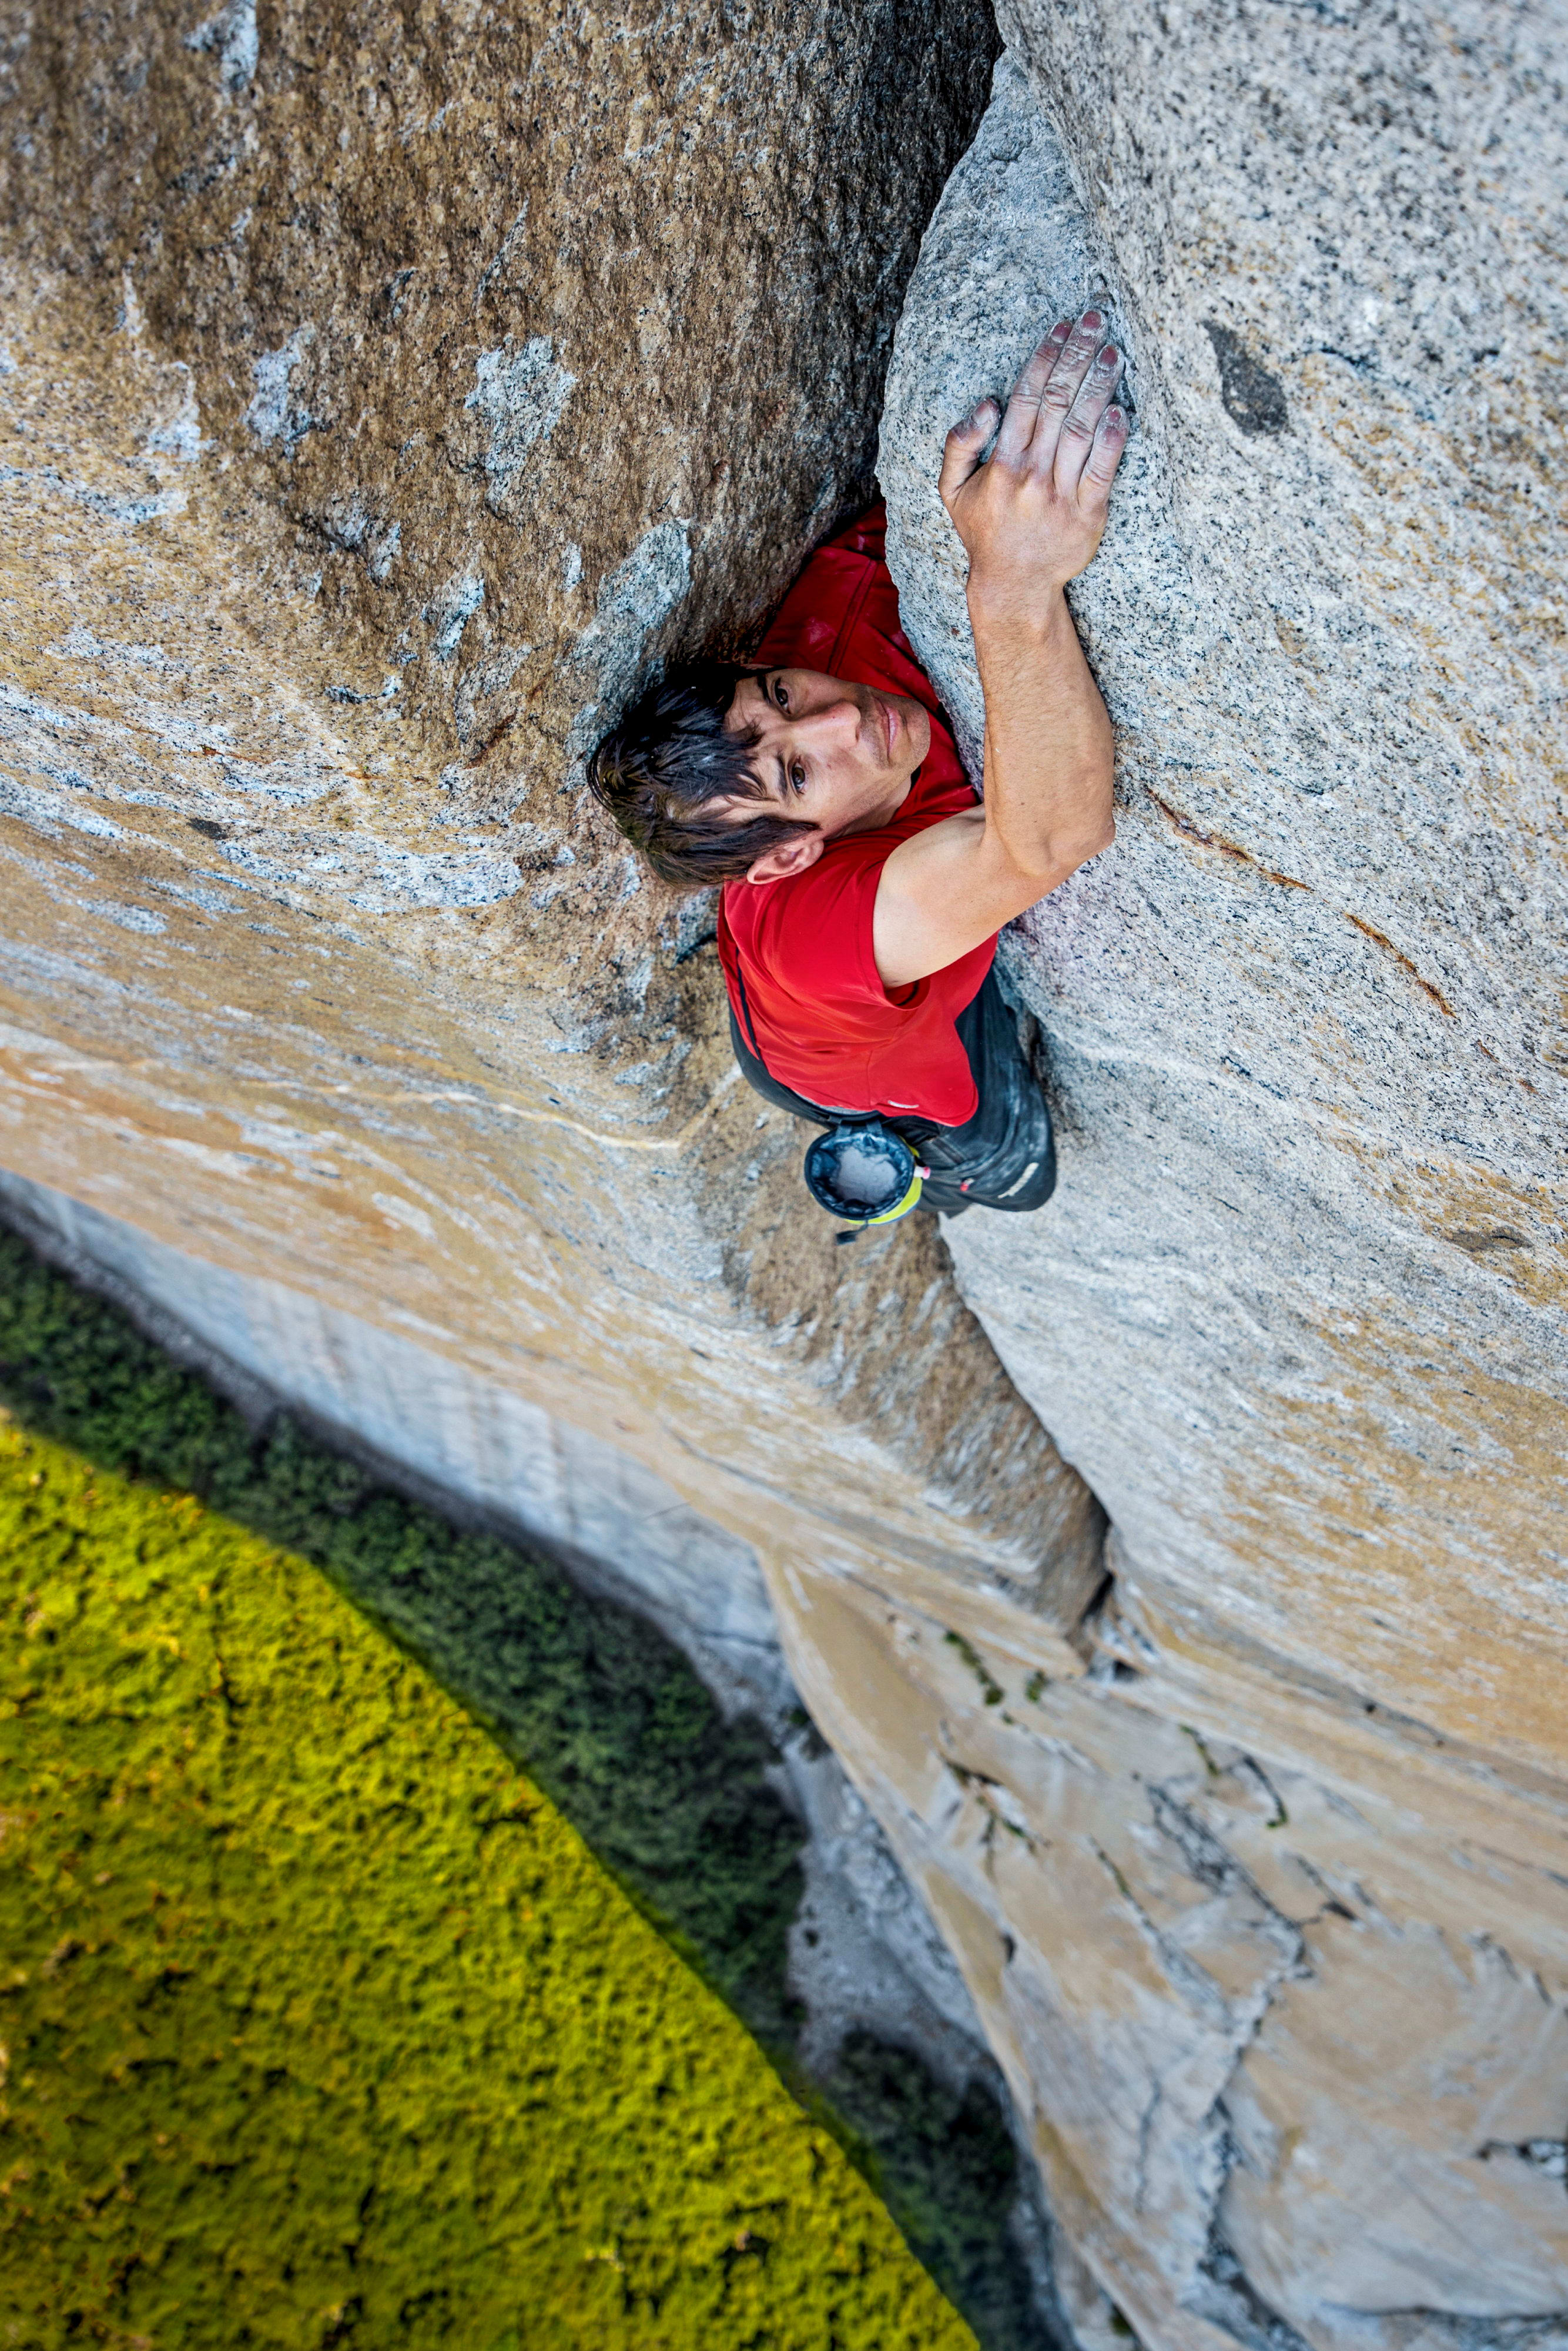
[
  {"left": 1188, "top": 2208, "right": 1316, "bottom": 2351},
  {"left": 1145, "top": 1783, "right": 1306, "bottom": 1971},
  {"left": 1088, "top": 1834, "right": 1240, "bottom": 2036},
  {"left": 1343, "top": 912, "right": 1458, "bottom": 1017},
  {"left": 1477, "top": 2138, "right": 1568, "bottom": 2183},
  {"left": 1133, "top": 2077, "right": 1163, "bottom": 2218},
  {"left": 1147, "top": 790, "right": 1311, "bottom": 892}
]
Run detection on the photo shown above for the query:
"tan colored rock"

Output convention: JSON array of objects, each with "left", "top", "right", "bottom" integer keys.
[
  {"left": 5, "top": 6, "right": 1568, "bottom": 2350},
  {"left": 0, "top": 0, "right": 1104, "bottom": 1614},
  {"left": 0, "top": 7, "right": 1107, "bottom": 2323}
]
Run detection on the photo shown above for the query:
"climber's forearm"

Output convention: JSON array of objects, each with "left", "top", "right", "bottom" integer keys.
[
  {"left": 871, "top": 590, "right": 1116, "bottom": 987},
  {"left": 973, "top": 588, "right": 1115, "bottom": 889},
  {"left": 872, "top": 306, "right": 1125, "bottom": 989}
]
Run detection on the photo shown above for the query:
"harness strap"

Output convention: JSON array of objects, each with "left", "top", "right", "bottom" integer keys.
[{"left": 732, "top": 956, "right": 764, "bottom": 1063}]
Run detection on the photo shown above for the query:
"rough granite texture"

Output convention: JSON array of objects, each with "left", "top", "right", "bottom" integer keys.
[
  {"left": 2, "top": 6, "right": 1567, "bottom": 2351},
  {"left": 875, "top": 27, "right": 1568, "bottom": 2351}
]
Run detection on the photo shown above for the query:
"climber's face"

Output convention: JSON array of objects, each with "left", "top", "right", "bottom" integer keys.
[{"left": 721, "top": 667, "right": 931, "bottom": 886}]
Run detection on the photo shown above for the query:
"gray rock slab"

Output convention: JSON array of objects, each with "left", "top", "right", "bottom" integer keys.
[
  {"left": 880, "top": 32, "right": 1566, "bottom": 1817},
  {"left": 879, "top": 28, "right": 1568, "bottom": 2351}
]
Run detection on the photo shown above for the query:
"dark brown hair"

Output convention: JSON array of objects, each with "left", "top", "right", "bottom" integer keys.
[{"left": 586, "top": 662, "right": 816, "bottom": 888}]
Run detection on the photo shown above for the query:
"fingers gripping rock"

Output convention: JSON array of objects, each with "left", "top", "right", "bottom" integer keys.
[{"left": 880, "top": 57, "right": 1141, "bottom": 773}]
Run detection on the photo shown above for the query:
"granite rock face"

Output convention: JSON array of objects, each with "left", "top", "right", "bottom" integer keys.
[
  {"left": 1, "top": 0, "right": 999, "bottom": 915},
  {"left": 0, "top": 0, "right": 1110, "bottom": 2333},
  {"left": 0, "top": 0, "right": 1116, "bottom": 1632},
  {"left": 874, "top": 27, "right": 1568, "bottom": 2351},
  {"left": 5, "top": 5, "right": 1568, "bottom": 2349}
]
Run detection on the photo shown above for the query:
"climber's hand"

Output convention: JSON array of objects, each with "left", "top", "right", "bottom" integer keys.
[
  {"left": 938, "top": 311, "right": 1126, "bottom": 623},
  {"left": 870, "top": 310, "right": 1123, "bottom": 989}
]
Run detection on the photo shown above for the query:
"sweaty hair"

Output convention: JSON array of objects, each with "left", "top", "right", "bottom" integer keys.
[{"left": 586, "top": 661, "right": 816, "bottom": 888}]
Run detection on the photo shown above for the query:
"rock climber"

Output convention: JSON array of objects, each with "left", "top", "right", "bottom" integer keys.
[{"left": 588, "top": 309, "right": 1127, "bottom": 1223}]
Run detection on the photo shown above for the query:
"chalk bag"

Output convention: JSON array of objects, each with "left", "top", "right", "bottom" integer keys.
[{"left": 802, "top": 1120, "right": 924, "bottom": 1237}]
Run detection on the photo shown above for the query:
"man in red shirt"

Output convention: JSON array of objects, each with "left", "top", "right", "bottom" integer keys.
[{"left": 589, "top": 310, "right": 1127, "bottom": 1218}]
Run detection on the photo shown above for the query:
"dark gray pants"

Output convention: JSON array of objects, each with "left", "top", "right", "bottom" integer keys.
[{"left": 728, "top": 968, "right": 1056, "bottom": 1217}]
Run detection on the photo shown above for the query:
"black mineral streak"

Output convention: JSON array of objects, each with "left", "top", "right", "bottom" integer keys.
[{"left": 1203, "top": 322, "right": 1290, "bottom": 436}]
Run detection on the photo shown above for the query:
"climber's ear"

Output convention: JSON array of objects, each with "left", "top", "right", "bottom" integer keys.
[{"left": 743, "top": 829, "right": 825, "bottom": 885}]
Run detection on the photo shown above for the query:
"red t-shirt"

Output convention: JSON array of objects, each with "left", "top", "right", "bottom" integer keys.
[{"left": 716, "top": 505, "right": 993, "bottom": 1126}]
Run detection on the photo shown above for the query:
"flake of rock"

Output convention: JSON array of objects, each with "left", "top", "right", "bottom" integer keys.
[{"left": 879, "top": 26, "right": 1568, "bottom": 2349}]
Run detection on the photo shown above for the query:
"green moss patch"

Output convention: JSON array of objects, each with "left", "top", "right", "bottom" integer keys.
[{"left": 0, "top": 1415, "right": 974, "bottom": 2350}]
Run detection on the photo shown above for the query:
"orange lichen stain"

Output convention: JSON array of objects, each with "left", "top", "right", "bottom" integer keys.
[
  {"left": 1341, "top": 914, "right": 1456, "bottom": 1016},
  {"left": 1328, "top": 1130, "right": 1567, "bottom": 1314},
  {"left": 1146, "top": 794, "right": 1459, "bottom": 1021},
  {"left": 1149, "top": 1362, "right": 1568, "bottom": 1774},
  {"left": 1147, "top": 792, "right": 1311, "bottom": 890}
]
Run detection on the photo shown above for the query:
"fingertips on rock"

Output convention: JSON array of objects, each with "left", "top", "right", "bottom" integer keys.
[{"left": 1083, "top": 407, "right": 1127, "bottom": 484}]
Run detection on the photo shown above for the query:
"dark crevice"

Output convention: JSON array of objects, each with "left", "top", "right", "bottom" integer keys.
[{"left": 1188, "top": 2223, "right": 1315, "bottom": 2351}]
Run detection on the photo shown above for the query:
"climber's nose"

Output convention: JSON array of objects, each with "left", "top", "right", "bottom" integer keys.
[{"left": 798, "top": 685, "right": 874, "bottom": 761}]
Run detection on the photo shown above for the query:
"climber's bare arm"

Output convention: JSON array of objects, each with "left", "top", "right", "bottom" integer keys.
[{"left": 872, "top": 312, "right": 1126, "bottom": 992}]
